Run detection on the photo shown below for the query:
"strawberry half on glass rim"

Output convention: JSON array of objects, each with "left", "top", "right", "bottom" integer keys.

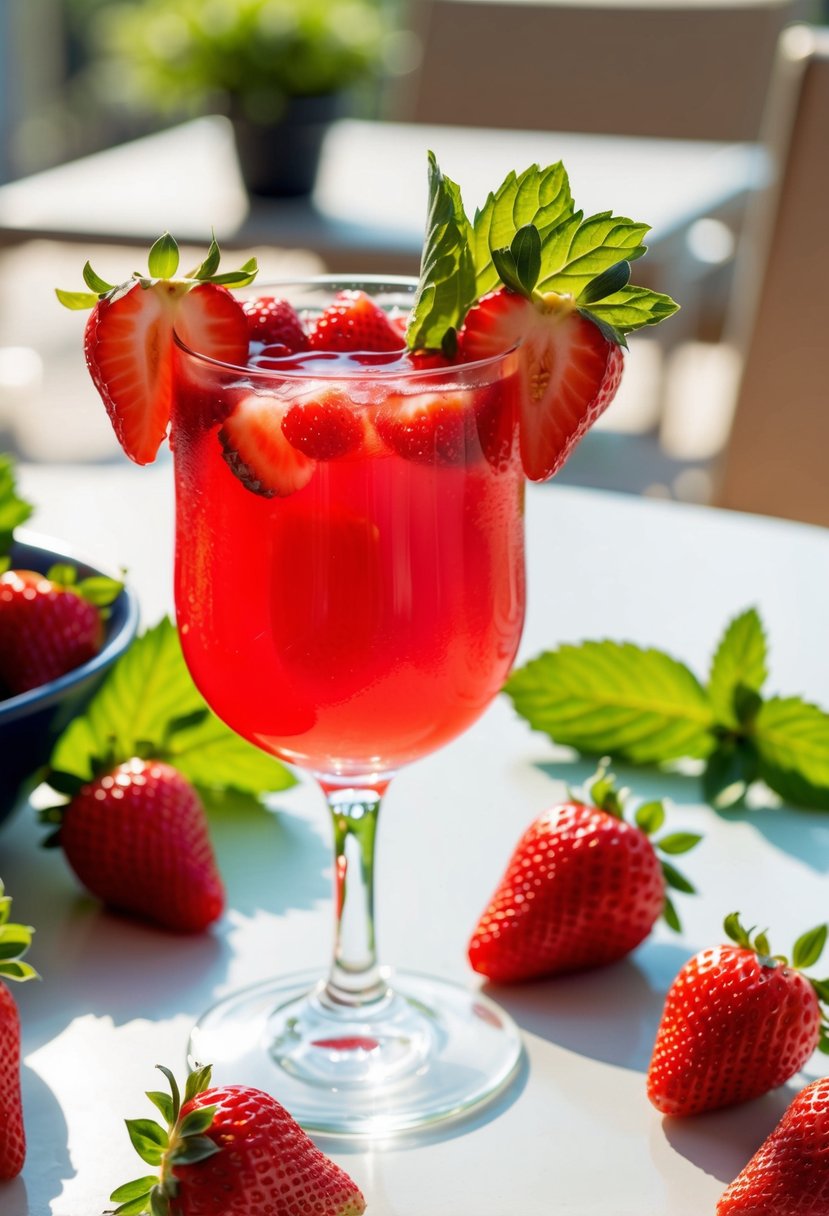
[{"left": 57, "top": 234, "right": 256, "bottom": 465}]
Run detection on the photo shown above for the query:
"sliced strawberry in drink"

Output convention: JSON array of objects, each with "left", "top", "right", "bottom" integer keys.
[
  {"left": 220, "top": 393, "right": 316, "bottom": 497},
  {"left": 281, "top": 389, "right": 365, "bottom": 460},
  {"left": 459, "top": 287, "right": 623, "bottom": 481},
  {"left": 308, "top": 290, "right": 404, "bottom": 353},
  {"left": 61, "top": 234, "right": 254, "bottom": 464},
  {"left": 243, "top": 296, "right": 309, "bottom": 351},
  {"left": 82, "top": 282, "right": 248, "bottom": 467},
  {"left": 374, "top": 389, "right": 476, "bottom": 464}
]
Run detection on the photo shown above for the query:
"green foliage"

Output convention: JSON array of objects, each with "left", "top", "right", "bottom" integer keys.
[
  {"left": 0, "top": 881, "right": 39, "bottom": 984},
  {"left": 0, "top": 455, "right": 33, "bottom": 559},
  {"left": 96, "top": 0, "right": 389, "bottom": 119},
  {"left": 408, "top": 155, "right": 678, "bottom": 352},
  {"left": 506, "top": 607, "right": 829, "bottom": 813}
]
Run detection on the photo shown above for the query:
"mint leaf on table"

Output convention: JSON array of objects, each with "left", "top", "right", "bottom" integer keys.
[
  {"left": 754, "top": 697, "right": 829, "bottom": 810},
  {"left": 406, "top": 151, "right": 477, "bottom": 351},
  {"left": 49, "top": 618, "right": 294, "bottom": 797},
  {"left": 506, "top": 609, "right": 829, "bottom": 813},
  {"left": 471, "top": 163, "right": 574, "bottom": 299},
  {"left": 707, "top": 607, "right": 768, "bottom": 727},
  {"left": 0, "top": 454, "right": 33, "bottom": 561},
  {"left": 505, "top": 640, "right": 716, "bottom": 765}
]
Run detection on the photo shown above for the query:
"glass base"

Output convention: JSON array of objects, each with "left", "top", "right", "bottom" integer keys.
[{"left": 188, "top": 968, "right": 523, "bottom": 1138}]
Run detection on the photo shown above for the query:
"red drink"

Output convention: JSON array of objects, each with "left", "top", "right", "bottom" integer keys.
[{"left": 173, "top": 344, "right": 526, "bottom": 778}]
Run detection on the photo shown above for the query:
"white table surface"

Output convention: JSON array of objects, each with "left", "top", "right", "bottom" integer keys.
[
  {"left": 3, "top": 463, "right": 828, "bottom": 1216},
  {"left": 0, "top": 116, "right": 764, "bottom": 280}
]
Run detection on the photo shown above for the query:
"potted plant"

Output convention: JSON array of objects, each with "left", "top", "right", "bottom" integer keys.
[{"left": 95, "top": 0, "right": 389, "bottom": 196}]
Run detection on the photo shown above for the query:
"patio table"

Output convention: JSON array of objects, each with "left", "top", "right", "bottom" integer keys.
[{"left": 2, "top": 462, "right": 827, "bottom": 1216}]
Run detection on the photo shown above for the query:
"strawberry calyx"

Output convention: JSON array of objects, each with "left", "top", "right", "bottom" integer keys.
[
  {"left": 0, "top": 880, "right": 39, "bottom": 984},
  {"left": 56, "top": 233, "right": 258, "bottom": 314},
  {"left": 723, "top": 913, "right": 829, "bottom": 1050},
  {"left": 36, "top": 562, "right": 123, "bottom": 614},
  {"left": 573, "top": 761, "right": 702, "bottom": 932},
  {"left": 107, "top": 1063, "right": 219, "bottom": 1216}
]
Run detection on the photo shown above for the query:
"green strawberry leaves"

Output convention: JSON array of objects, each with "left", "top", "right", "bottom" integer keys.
[
  {"left": 407, "top": 155, "right": 678, "bottom": 351},
  {"left": 0, "top": 454, "right": 33, "bottom": 560},
  {"left": 506, "top": 607, "right": 829, "bottom": 813},
  {"left": 110, "top": 1065, "right": 219, "bottom": 1216},
  {"left": 56, "top": 233, "right": 258, "bottom": 312},
  {"left": 48, "top": 618, "right": 295, "bottom": 799},
  {"left": 0, "top": 880, "right": 39, "bottom": 983}
]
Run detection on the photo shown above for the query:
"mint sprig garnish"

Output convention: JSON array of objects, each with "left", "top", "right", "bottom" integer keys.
[
  {"left": 506, "top": 606, "right": 829, "bottom": 812},
  {"left": 406, "top": 154, "right": 679, "bottom": 351},
  {"left": 46, "top": 618, "right": 294, "bottom": 800},
  {"left": 0, "top": 454, "right": 33, "bottom": 567}
]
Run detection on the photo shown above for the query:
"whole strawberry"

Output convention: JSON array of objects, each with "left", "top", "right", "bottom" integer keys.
[
  {"left": 0, "top": 881, "right": 38, "bottom": 1180},
  {"left": 0, "top": 563, "right": 122, "bottom": 695},
  {"left": 468, "top": 767, "right": 700, "bottom": 983},
  {"left": 647, "top": 915, "right": 828, "bottom": 1116},
  {"left": 109, "top": 1064, "right": 366, "bottom": 1216},
  {"left": 717, "top": 1077, "right": 829, "bottom": 1215},
  {"left": 44, "top": 758, "right": 224, "bottom": 933},
  {"left": 308, "top": 290, "right": 403, "bottom": 352}
]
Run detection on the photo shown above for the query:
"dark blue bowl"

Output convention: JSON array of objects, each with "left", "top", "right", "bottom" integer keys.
[{"left": 0, "top": 533, "right": 140, "bottom": 827}]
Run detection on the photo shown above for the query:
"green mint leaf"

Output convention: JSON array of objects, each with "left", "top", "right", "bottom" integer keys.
[
  {"left": 505, "top": 641, "right": 716, "bottom": 765},
  {"left": 576, "top": 285, "right": 679, "bottom": 336},
  {"left": 578, "top": 260, "right": 631, "bottom": 304},
  {"left": 472, "top": 162, "right": 574, "bottom": 298},
  {"left": 702, "top": 738, "right": 759, "bottom": 810},
  {"left": 110, "top": 1178, "right": 158, "bottom": 1205},
  {"left": 49, "top": 619, "right": 295, "bottom": 797},
  {"left": 82, "top": 261, "right": 114, "bottom": 295},
  {"left": 147, "top": 233, "right": 179, "bottom": 279},
  {"left": 407, "top": 152, "right": 476, "bottom": 350},
  {"left": 708, "top": 608, "right": 768, "bottom": 726},
  {"left": 536, "top": 210, "right": 649, "bottom": 298},
  {"left": 754, "top": 696, "right": 829, "bottom": 810},
  {"left": 0, "top": 454, "right": 33, "bottom": 557},
  {"left": 793, "top": 924, "right": 828, "bottom": 970},
  {"left": 55, "top": 287, "right": 99, "bottom": 310}
]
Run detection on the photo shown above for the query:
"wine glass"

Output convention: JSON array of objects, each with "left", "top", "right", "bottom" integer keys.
[{"left": 172, "top": 277, "right": 526, "bottom": 1136}]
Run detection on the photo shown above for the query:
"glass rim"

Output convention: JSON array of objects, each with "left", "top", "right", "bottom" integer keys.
[{"left": 172, "top": 274, "right": 519, "bottom": 381}]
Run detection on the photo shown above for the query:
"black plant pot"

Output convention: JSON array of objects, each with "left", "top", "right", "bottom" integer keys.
[{"left": 231, "top": 93, "right": 343, "bottom": 198}]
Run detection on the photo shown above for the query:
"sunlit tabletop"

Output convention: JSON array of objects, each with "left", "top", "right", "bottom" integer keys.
[{"left": 3, "top": 461, "right": 828, "bottom": 1216}]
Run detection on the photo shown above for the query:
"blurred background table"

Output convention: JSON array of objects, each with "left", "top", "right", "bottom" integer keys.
[{"left": 2, "top": 462, "right": 828, "bottom": 1216}]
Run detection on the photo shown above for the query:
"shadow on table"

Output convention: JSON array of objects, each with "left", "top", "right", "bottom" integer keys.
[
  {"left": 482, "top": 940, "right": 690, "bottom": 1074},
  {"left": 9, "top": 1064, "right": 71, "bottom": 1216},
  {"left": 533, "top": 756, "right": 705, "bottom": 808},
  {"left": 659, "top": 1083, "right": 799, "bottom": 1184}
]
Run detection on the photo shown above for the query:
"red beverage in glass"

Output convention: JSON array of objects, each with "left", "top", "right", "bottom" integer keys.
[{"left": 173, "top": 329, "right": 526, "bottom": 781}]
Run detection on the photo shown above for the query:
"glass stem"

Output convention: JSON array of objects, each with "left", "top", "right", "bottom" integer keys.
[{"left": 318, "top": 779, "right": 390, "bottom": 1010}]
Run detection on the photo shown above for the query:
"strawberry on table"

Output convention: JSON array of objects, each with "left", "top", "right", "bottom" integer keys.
[
  {"left": 308, "top": 289, "right": 404, "bottom": 353},
  {"left": 57, "top": 234, "right": 256, "bottom": 464},
  {"left": 109, "top": 1064, "right": 366, "bottom": 1216},
  {"left": 647, "top": 914, "right": 829, "bottom": 1117},
  {"left": 717, "top": 1077, "right": 829, "bottom": 1215},
  {"left": 0, "top": 881, "right": 38, "bottom": 1181},
  {"left": 468, "top": 766, "right": 700, "bottom": 983},
  {"left": 0, "top": 563, "right": 122, "bottom": 696},
  {"left": 40, "top": 619, "right": 295, "bottom": 933}
]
